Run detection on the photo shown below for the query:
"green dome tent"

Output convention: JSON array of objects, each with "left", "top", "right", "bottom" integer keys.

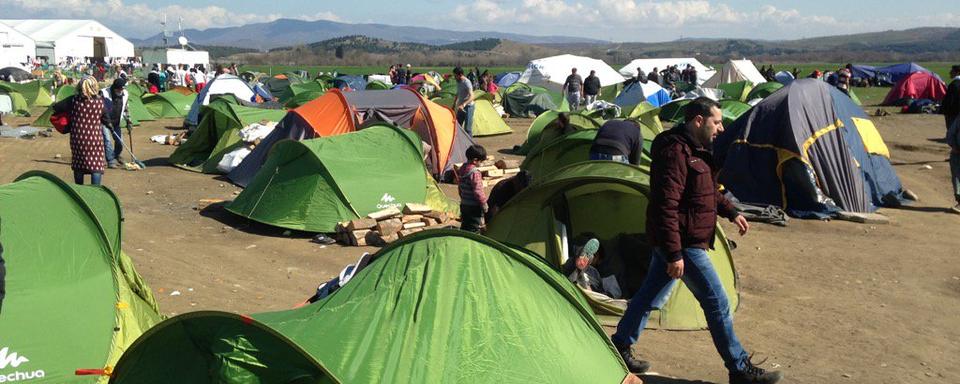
[
  {"left": 142, "top": 90, "right": 196, "bottom": 118},
  {"left": 227, "top": 124, "right": 455, "bottom": 233},
  {"left": 658, "top": 99, "right": 692, "bottom": 125},
  {"left": 33, "top": 87, "right": 155, "bottom": 127},
  {"left": 0, "top": 86, "right": 31, "bottom": 116},
  {"left": 433, "top": 91, "right": 512, "bottom": 137},
  {"left": 168, "top": 97, "right": 287, "bottom": 173},
  {"left": 514, "top": 111, "right": 601, "bottom": 155},
  {"left": 521, "top": 117, "right": 659, "bottom": 179},
  {"left": 745, "top": 81, "right": 783, "bottom": 101},
  {"left": 719, "top": 99, "right": 752, "bottom": 126},
  {"left": 365, "top": 79, "right": 391, "bottom": 90},
  {"left": 0, "top": 171, "right": 162, "bottom": 383},
  {"left": 502, "top": 83, "right": 568, "bottom": 118},
  {"left": 284, "top": 90, "right": 324, "bottom": 108},
  {"left": 108, "top": 230, "right": 632, "bottom": 384},
  {"left": 263, "top": 73, "right": 306, "bottom": 103},
  {"left": 717, "top": 80, "right": 754, "bottom": 102},
  {"left": 486, "top": 161, "right": 739, "bottom": 330},
  {"left": 0, "top": 80, "right": 53, "bottom": 108}
]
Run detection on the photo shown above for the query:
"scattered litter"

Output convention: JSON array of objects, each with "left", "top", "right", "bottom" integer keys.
[
  {"left": 919, "top": 164, "right": 933, "bottom": 170},
  {"left": 187, "top": 288, "right": 194, "bottom": 292},
  {"left": 151, "top": 133, "right": 186, "bottom": 145},
  {"left": 842, "top": 373, "right": 852, "bottom": 378},
  {"left": 282, "top": 230, "right": 292, "bottom": 236},
  {"left": 54, "top": 153, "right": 62, "bottom": 159},
  {"left": 122, "top": 162, "right": 143, "bottom": 171},
  {"left": 169, "top": 290, "right": 181, "bottom": 296},
  {"left": 245, "top": 244, "right": 257, "bottom": 249},
  {"left": 146, "top": 190, "right": 154, "bottom": 195}
]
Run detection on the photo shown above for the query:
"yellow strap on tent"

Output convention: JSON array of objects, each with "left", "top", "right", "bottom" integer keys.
[
  {"left": 851, "top": 117, "right": 890, "bottom": 158},
  {"left": 115, "top": 301, "right": 129, "bottom": 310},
  {"left": 801, "top": 120, "right": 842, "bottom": 160}
]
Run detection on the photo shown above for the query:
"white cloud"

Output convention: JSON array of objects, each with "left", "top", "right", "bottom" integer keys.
[
  {"left": 0, "top": 0, "right": 341, "bottom": 36},
  {"left": 454, "top": 0, "right": 599, "bottom": 25}
]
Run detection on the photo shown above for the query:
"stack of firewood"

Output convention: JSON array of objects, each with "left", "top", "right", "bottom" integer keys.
[
  {"left": 454, "top": 156, "right": 522, "bottom": 188},
  {"left": 335, "top": 203, "right": 460, "bottom": 247}
]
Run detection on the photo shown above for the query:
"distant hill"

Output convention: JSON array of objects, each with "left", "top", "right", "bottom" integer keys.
[
  {"left": 230, "top": 36, "right": 561, "bottom": 67},
  {"left": 570, "top": 27, "right": 960, "bottom": 63},
  {"left": 130, "top": 18, "right": 605, "bottom": 49}
]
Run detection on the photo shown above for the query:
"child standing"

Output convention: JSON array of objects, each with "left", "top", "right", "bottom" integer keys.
[{"left": 458, "top": 145, "right": 488, "bottom": 233}]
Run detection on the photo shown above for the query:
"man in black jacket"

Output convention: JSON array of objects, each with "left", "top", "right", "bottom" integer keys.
[
  {"left": 943, "top": 65, "right": 960, "bottom": 213},
  {"left": 589, "top": 120, "right": 643, "bottom": 165},
  {"left": 583, "top": 70, "right": 601, "bottom": 107}
]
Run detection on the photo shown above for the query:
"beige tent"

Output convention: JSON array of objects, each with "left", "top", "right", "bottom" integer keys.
[{"left": 703, "top": 59, "right": 767, "bottom": 88}]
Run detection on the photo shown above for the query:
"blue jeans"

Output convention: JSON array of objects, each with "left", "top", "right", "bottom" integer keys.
[
  {"left": 612, "top": 247, "right": 749, "bottom": 372},
  {"left": 102, "top": 124, "right": 122, "bottom": 163},
  {"left": 950, "top": 152, "right": 960, "bottom": 203},
  {"left": 589, "top": 151, "right": 629, "bottom": 164},
  {"left": 457, "top": 104, "right": 475, "bottom": 137},
  {"left": 74, "top": 171, "right": 102, "bottom": 185}
]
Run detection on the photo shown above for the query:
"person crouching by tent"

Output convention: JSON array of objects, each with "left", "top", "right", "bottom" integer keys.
[
  {"left": 589, "top": 120, "right": 643, "bottom": 165},
  {"left": 611, "top": 97, "right": 783, "bottom": 384},
  {"left": 100, "top": 78, "right": 131, "bottom": 169},
  {"left": 485, "top": 170, "right": 530, "bottom": 223},
  {"left": 943, "top": 65, "right": 960, "bottom": 214},
  {"left": 457, "top": 145, "right": 489, "bottom": 233},
  {"left": 453, "top": 66, "right": 476, "bottom": 137},
  {"left": 70, "top": 77, "right": 107, "bottom": 185},
  {"left": 563, "top": 68, "right": 584, "bottom": 110}
]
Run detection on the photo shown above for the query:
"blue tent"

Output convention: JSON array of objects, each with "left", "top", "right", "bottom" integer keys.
[
  {"left": 613, "top": 81, "right": 671, "bottom": 108},
  {"left": 333, "top": 75, "right": 367, "bottom": 91},
  {"left": 850, "top": 65, "right": 878, "bottom": 81},
  {"left": 715, "top": 79, "right": 907, "bottom": 218},
  {"left": 252, "top": 83, "right": 274, "bottom": 101},
  {"left": 774, "top": 71, "right": 795, "bottom": 85},
  {"left": 495, "top": 72, "right": 521, "bottom": 88},
  {"left": 875, "top": 63, "right": 938, "bottom": 85}
]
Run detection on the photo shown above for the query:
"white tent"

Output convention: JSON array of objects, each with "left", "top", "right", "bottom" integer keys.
[
  {"left": 619, "top": 58, "right": 715, "bottom": 86},
  {"left": 0, "top": 19, "right": 134, "bottom": 64},
  {"left": 184, "top": 74, "right": 256, "bottom": 126},
  {"left": 518, "top": 54, "right": 624, "bottom": 93},
  {"left": 0, "top": 23, "right": 35, "bottom": 69},
  {"left": 703, "top": 59, "right": 767, "bottom": 87},
  {"left": 142, "top": 48, "right": 209, "bottom": 68}
]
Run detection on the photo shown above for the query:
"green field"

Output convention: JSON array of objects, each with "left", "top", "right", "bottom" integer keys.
[
  {"left": 239, "top": 65, "right": 526, "bottom": 77},
  {"left": 239, "top": 61, "right": 954, "bottom": 107}
]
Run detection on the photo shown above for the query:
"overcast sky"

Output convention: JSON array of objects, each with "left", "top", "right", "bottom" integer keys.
[{"left": 2, "top": 0, "right": 957, "bottom": 41}]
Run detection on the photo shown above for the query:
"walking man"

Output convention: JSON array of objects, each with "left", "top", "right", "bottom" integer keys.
[
  {"left": 453, "top": 66, "right": 476, "bottom": 137},
  {"left": 583, "top": 70, "right": 601, "bottom": 106},
  {"left": 563, "top": 68, "right": 584, "bottom": 110},
  {"left": 943, "top": 65, "right": 960, "bottom": 214},
  {"left": 611, "top": 97, "right": 783, "bottom": 384}
]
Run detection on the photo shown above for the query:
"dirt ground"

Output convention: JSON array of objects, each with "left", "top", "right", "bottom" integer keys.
[{"left": 1, "top": 108, "right": 958, "bottom": 384}]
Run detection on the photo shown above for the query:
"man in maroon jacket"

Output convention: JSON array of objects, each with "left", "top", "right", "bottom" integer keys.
[{"left": 611, "top": 97, "right": 782, "bottom": 384}]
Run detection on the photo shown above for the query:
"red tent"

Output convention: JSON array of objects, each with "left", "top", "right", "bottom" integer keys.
[{"left": 882, "top": 71, "right": 947, "bottom": 106}]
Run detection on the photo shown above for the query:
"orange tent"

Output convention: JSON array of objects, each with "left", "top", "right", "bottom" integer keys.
[{"left": 227, "top": 88, "right": 473, "bottom": 187}]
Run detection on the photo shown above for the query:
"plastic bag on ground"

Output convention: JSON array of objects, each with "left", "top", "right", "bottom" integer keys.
[{"left": 217, "top": 147, "right": 252, "bottom": 173}]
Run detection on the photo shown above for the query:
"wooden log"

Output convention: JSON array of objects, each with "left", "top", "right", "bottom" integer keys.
[
  {"left": 503, "top": 168, "right": 521, "bottom": 175},
  {"left": 402, "top": 203, "right": 433, "bottom": 214},
  {"left": 347, "top": 218, "right": 377, "bottom": 231},
  {"left": 402, "top": 221, "right": 427, "bottom": 229},
  {"left": 423, "top": 211, "right": 449, "bottom": 223},
  {"left": 348, "top": 229, "right": 371, "bottom": 246},
  {"left": 376, "top": 218, "right": 404, "bottom": 236},
  {"left": 401, "top": 214, "right": 423, "bottom": 223},
  {"left": 367, "top": 207, "right": 402, "bottom": 220},
  {"left": 482, "top": 169, "right": 504, "bottom": 178},
  {"left": 421, "top": 217, "right": 439, "bottom": 226},
  {"left": 495, "top": 159, "right": 520, "bottom": 169}
]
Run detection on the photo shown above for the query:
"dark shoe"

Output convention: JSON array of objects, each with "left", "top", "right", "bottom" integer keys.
[
  {"left": 729, "top": 355, "right": 783, "bottom": 384},
  {"left": 311, "top": 233, "right": 337, "bottom": 245},
  {"left": 614, "top": 343, "right": 651, "bottom": 374},
  {"left": 108, "top": 161, "right": 120, "bottom": 169}
]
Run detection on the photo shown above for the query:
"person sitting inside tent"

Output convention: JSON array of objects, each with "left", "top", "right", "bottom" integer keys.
[
  {"left": 485, "top": 170, "right": 531, "bottom": 223},
  {"left": 564, "top": 238, "right": 603, "bottom": 292},
  {"left": 458, "top": 145, "right": 489, "bottom": 233},
  {"left": 589, "top": 119, "right": 643, "bottom": 165}
]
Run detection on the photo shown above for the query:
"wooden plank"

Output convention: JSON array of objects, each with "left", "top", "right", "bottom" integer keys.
[
  {"left": 402, "top": 203, "right": 433, "bottom": 214},
  {"left": 367, "top": 207, "right": 402, "bottom": 220}
]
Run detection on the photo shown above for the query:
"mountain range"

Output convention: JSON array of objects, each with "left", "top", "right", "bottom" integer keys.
[{"left": 131, "top": 18, "right": 604, "bottom": 49}]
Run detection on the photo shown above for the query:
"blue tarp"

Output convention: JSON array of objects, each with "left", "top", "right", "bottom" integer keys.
[
  {"left": 333, "top": 75, "right": 367, "bottom": 91},
  {"left": 495, "top": 72, "right": 521, "bottom": 88},
  {"left": 613, "top": 81, "right": 672, "bottom": 108}
]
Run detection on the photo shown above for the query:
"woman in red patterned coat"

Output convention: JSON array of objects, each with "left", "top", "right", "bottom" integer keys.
[{"left": 70, "top": 77, "right": 107, "bottom": 185}]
